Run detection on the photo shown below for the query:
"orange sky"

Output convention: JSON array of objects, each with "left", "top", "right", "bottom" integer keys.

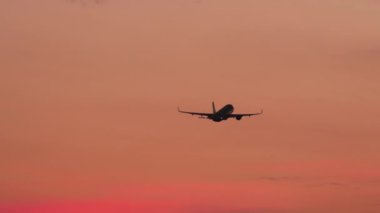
[{"left": 1, "top": 0, "right": 380, "bottom": 212}]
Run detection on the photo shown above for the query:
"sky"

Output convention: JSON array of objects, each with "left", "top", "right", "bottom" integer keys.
[{"left": 1, "top": 0, "right": 380, "bottom": 212}]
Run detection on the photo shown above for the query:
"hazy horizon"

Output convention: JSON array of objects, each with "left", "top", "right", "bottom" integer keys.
[{"left": 1, "top": 0, "right": 380, "bottom": 212}]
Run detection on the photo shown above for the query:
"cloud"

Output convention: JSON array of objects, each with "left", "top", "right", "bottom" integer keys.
[
  {"left": 66, "top": 0, "right": 105, "bottom": 6},
  {"left": 352, "top": 47, "right": 380, "bottom": 58},
  {"left": 254, "top": 176, "right": 298, "bottom": 182},
  {"left": 338, "top": 46, "right": 380, "bottom": 66},
  {"left": 325, "top": 182, "right": 348, "bottom": 187},
  {"left": 256, "top": 176, "right": 289, "bottom": 181}
]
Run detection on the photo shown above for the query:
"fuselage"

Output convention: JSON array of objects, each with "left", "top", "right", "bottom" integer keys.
[{"left": 209, "top": 104, "right": 234, "bottom": 122}]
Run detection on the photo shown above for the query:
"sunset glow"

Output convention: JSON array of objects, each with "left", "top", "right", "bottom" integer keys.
[{"left": 1, "top": 1, "right": 380, "bottom": 212}]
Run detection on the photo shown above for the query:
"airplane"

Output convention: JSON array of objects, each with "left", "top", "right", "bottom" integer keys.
[{"left": 178, "top": 102, "right": 263, "bottom": 122}]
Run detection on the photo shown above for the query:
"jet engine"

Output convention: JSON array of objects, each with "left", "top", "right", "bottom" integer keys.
[{"left": 236, "top": 116, "right": 242, "bottom": 120}]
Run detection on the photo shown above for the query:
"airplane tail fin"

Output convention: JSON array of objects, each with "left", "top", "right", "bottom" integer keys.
[{"left": 212, "top": 101, "right": 216, "bottom": 114}]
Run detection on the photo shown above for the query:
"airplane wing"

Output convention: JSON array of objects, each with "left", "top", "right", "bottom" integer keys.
[
  {"left": 229, "top": 109, "right": 263, "bottom": 118},
  {"left": 177, "top": 107, "right": 213, "bottom": 116}
]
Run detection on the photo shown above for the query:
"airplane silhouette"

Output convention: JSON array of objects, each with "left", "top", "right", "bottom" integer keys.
[{"left": 178, "top": 102, "right": 263, "bottom": 122}]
